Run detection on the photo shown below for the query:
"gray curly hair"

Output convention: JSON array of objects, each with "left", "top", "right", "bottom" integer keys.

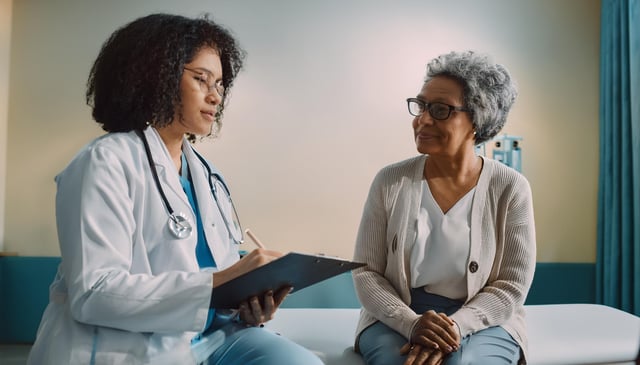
[{"left": 425, "top": 50, "right": 518, "bottom": 145}]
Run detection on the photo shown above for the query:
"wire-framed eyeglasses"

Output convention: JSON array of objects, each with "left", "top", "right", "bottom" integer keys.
[
  {"left": 406, "top": 98, "right": 469, "bottom": 121},
  {"left": 184, "top": 67, "right": 225, "bottom": 97}
]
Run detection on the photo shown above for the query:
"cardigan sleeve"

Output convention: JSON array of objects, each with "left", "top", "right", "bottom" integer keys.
[
  {"left": 352, "top": 168, "right": 421, "bottom": 340},
  {"left": 450, "top": 172, "right": 536, "bottom": 337}
]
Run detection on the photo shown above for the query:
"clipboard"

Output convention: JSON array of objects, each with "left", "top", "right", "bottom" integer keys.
[{"left": 211, "top": 252, "right": 366, "bottom": 309}]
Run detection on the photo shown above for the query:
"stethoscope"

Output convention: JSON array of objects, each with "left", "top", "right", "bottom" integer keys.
[{"left": 136, "top": 130, "right": 244, "bottom": 244}]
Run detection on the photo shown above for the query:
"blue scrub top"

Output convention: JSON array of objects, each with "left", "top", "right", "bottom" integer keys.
[{"left": 180, "top": 154, "right": 216, "bottom": 333}]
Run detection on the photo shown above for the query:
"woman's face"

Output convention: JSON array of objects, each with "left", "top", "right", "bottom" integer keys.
[
  {"left": 170, "top": 47, "right": 224, "bottom": 136},
  {"left": 412, "top": 76, "right": 475, "bottom": 157}
]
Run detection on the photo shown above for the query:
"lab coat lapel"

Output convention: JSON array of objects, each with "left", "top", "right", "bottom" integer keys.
[
  {"left": 182, "top": 145, "right": 239, "bottom": 270},
  {"left": 143, "top": 128, "right": 191, "bottom": 210}
]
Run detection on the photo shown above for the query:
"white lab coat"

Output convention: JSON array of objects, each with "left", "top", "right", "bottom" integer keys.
[{"left": 27, "top": 127, "right": 240, "bottom": 365}]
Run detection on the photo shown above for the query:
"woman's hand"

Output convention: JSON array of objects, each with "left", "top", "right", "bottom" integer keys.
[
  {"left": 400, "top": 343, "right": 445, "bottom": 365},
  {"left": 401, "top": 310, "right": 460, "bottom": 365},
  {"left": 410, "top": 310, "right": 460, "bottom": 353},
  {"left": 238, "top": 286, "right": 292, "bottom": 326}
]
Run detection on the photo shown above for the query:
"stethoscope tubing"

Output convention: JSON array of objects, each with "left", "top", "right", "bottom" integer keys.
[
  {"left": 196, "top": 154, "right": 244, "bottom": 245},
  {"left": 136, "top": 129, "right": 243, "bottom": 243},
  {"left": 137, "top": 130, "right": 179, "bottom": 221}
]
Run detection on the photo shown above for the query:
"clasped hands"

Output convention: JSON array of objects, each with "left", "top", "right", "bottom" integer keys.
[{"left": 401, "top": 310, "right": 461, "bottom": 365}]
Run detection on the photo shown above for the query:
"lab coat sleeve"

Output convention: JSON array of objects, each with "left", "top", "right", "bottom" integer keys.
[{"left": 56, "top": 143, "right": 212, "bottom": 334}]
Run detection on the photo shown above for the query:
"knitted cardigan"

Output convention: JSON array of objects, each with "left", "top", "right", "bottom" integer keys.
[{"left": 352, "top": 155, "right": 536, "bottom": 362}]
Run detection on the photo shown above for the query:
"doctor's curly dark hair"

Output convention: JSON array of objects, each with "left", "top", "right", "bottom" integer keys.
[{"left": 86, "top": 13, "right": 245, "bottom": 137}]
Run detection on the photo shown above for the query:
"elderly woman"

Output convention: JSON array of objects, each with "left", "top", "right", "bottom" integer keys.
[{"left": 353, "top": 51, "right": 536, "bottom": 365}]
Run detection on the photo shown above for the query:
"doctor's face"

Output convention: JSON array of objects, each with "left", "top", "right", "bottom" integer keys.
[{"left": 172, "top": 47, "right": 224, "bottom": 136}]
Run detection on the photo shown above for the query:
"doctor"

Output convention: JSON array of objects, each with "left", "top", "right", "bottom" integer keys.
[{"left": 28, "top": 13, "right": 323, "bottom": 365}]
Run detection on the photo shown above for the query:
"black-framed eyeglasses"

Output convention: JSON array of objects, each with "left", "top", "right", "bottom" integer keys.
[
  {"left": 406, "top": 98, "right": 469, "bottom": 120},
  {"left": 184, "top": 67, "right": 225, "bottom": 97}
]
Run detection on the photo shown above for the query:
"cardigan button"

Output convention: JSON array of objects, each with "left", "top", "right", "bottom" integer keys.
[{"left": 469, "top": 261, "right": 479, "bottom": 273}]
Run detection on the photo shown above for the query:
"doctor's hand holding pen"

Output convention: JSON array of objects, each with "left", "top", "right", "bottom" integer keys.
[{"left": 212, "top": 230, "right": 293, "bottom": 326}]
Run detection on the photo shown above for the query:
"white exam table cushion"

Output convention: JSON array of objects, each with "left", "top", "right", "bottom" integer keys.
[
  {"left": 526, "top": 304, "right": 639, "bottom": 364},
  {"left": 266, "top": 304, "right": 640, "bottom": 365}
]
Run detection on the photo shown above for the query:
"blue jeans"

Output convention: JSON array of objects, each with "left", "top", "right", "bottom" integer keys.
[
  {"left": 196, "top": 323, "right": 323, "bottom": 365},
  {"left": 358, "top": 289, "right": 520, "bottom": 365}
]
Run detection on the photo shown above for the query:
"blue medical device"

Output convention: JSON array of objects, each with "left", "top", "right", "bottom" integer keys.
[{"left": 492, "top": 135, "right": 523, "bottom": 173}]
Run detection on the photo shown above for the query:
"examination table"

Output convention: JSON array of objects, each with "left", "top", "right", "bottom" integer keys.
[{"left": 266, "top": 304, "right": 640, "bottom": 365}]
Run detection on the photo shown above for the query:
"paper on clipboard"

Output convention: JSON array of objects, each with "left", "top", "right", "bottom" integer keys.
[{"left": 211, "top": 252, "right": 366, "bottom": 309}]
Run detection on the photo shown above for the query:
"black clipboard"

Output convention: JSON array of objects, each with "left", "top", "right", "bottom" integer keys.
[{"left": 211, "top": 252, "right": 366, "bottom": 309}]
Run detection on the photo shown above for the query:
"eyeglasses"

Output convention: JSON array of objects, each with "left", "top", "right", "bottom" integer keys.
[
  {"left": 184, "top": 67, "right": 225, "bottom": 97},
  {"left": 406, "top": 98, "right": 469, "bottom": 120}
]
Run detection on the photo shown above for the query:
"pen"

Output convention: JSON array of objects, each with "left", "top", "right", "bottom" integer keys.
[{"left": 245, "top": 228, "right": 266, "bottom": 249}]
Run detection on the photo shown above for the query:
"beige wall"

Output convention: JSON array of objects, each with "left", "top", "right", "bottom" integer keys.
[
  {"left": 3, "top": 0, "right": 600, "bottom": 262},
  {"left": 0, "top": 0, "right": 12, "bottom": 252}
]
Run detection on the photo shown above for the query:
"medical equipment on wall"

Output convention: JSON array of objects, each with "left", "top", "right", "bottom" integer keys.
[
  {"left": 475, "top": 134, "right": 523, "bottom": 173},
  {"left": 492, "top": 134, "right": 523, "bottom": 173},
  {"left": 474, "top": 143, "right": 486, "bottom": 157},
  {"left": 136, "top": 130, "right": 244, "bottom": 243}
]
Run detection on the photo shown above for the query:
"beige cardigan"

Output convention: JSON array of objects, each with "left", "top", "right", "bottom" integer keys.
[{"left": 352, "top": 155, "right": 536, "bottom": 362}]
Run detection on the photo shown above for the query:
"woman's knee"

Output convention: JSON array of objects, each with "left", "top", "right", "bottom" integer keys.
[
  {"left": 446, "top": 349, "right": 518, "bottom": 365},
  {"left": 245, "top": 332, "right": 323, "bottom": 365},
  {"left": 253, "top": 343, "right": 323, "bottom": 365},
  {"left": 211, "top": 327, "right": 323, "bottom": 365},
  {"left": 358, "top": 322, "right": 407, "bottom": 365},
  {"left": 444, "top": 327, "right": 520, "bottom": 365}
]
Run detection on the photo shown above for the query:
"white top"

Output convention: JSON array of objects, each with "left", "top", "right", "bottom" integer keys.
[{"left": 410, "top": 182, "right": 474, "bottom": 300}]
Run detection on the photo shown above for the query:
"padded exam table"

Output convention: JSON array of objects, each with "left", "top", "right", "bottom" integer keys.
[{"left": 266, "top": 304, "right": 640, "bottom": 365}]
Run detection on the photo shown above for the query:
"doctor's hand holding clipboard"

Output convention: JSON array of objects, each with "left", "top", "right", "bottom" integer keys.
[
  {"left": 211, "top": 229, "right": 365, "bottom": 311},
  {"left": 212, "top": 232, "right": 293, "bottom": 327}
]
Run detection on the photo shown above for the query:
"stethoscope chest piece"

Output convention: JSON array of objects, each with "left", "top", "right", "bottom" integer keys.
[
  {"left": 168, "top": 212, "right": 193, "bottom": 239},
  {"left": 136, "top": 129, "right": 242, "bottom": 243}
]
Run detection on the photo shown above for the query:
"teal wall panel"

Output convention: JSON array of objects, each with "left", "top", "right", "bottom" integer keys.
[
  {"left": 525, "top": 262, "right": 596, "bottom": 304},
  {"left": 281, "top": 272, "right": 360, "bottom": 309},
  {"left": 0, "top": 256, "right": 60, "bottom": 343},
  {"left": 0, "top": 257, "right": 597, "bottom": 344}
]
